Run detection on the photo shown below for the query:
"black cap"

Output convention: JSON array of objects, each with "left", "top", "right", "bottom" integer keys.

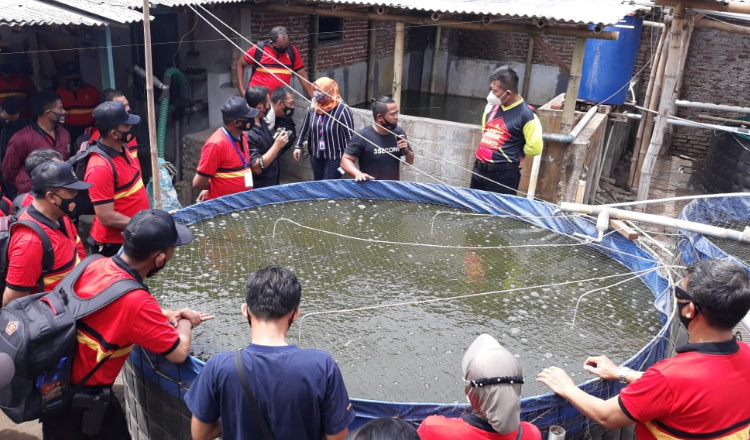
[
  {"left": 93, "top": 101, "right": 140, "bottom": 127},
  {"left": 31, "top": 161, "right": 91, "bottom": 191},
  {"left": 221, "top": 96, "right": 259, "bottom": 120},
  {"left": 123, "top": 209, "right": 193, "bottom": 253},
  {"left": 1, "top": 96, "right": 24, "bottom": 115}
]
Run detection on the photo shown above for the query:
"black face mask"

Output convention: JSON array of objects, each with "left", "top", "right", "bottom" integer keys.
[
  {"left": 117, "top": 128, "right": 134, "bottom": 143},
  {"left": 147, "top": 258, "right": 166, "bottom": 278},
  {"left": 236, "top": 119, "right": 254, "bottom": 131},
  {"left": 53, "top": 192, "right": 77, "bottom": 218},
  {"left": 273, "top": 45, "right": 288, "bottom": 55},
  {"left": 380, "top": 117, "right": 398, "bottom": 131},
  {"left": 677, "top": 301, "right": 696, "bottom": 330},
  {"left": 49, "top": 111, "right": 65, "bottom": 126},
  {"left": 282, "top": 104, "right": 295, "bottom": 118}
]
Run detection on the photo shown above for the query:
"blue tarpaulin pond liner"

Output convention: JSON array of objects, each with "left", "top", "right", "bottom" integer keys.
[
  {"left": 678, "top": 195, "right": 750, "bottom": 271},
  {"left": 122, "top": 181, "right": 671, "bottom": 440}
]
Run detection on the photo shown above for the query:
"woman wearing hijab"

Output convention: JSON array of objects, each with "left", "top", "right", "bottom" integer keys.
[
  {"left": 417, "top": 334, "right": 542, "bottom": 440},
  {"left": 293, "top": 77, "right": 354, "bottom": 180}
]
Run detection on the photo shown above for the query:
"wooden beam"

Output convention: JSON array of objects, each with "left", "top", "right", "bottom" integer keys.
[
  {"left": 429, "top": 26, "right": 442, "bottom": 94},
  {"left": 366, "top": 20, "right": 377, "bottom": 101},
  {"left": 393, "top": 22, "right": 404, "bottom": 107},
  {"left": 253, "top": 3, "right": 619, "bottom": 40},
  {"left": 656, "top": 0, "right": 750, "bottom": 14},
  {"left": 610, "top": 219, "right": 640, "bottom": 240},
  {"left": 522, "top": 36, "right": 534, "bottom": 96},
  {"left": 637, "top": 3, "right": 686, "bottom": 204},
  {"left": 560, "top": 37, "right": 586, "bottom": 134},
  {"left": 661, "top": 12, "right": 694, "bottom": 155},
  {"left": 532, "top": 35, "right": 569, "bottom": 76}
]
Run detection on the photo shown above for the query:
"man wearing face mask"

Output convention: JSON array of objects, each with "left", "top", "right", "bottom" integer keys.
[
  {"left": 2, "top": 91, "right": 71, "bottom": 195},
  {"left": 57, "top": 64, "right": 100, "bottom": 148},
  {"left": 235, "top": 26, "right": 314, "bottom": 99},
  {"left": 341, "top": 95, "right": 414, "bottom": 181},
  {"left": 85, "top": 101, "right": 149, "bottom": 256},
  {"left": 41, "top": 209, "right": 213, "bottom": 439},
  {"left": 2, "top": 160, "right": 89, "bottom": 306},
  {"left": 245, "top": 86, "right": 289, "bottom": 189},
  {"left": 471, "top": 65, "right": 543, "bottom": 196},
  {"left": 538, "top": 259, "right": 750, "bottom": 439},
  {"left": 193, "top": 96, "right": 260, "bottom": 201},
  {"left": 268, "top": 85, "right": 297, "bottom": 156}
]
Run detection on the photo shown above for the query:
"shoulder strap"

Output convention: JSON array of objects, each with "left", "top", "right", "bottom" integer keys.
[
  {"left": 251, "top": 41, "right": 266, "bottom": 74},
  {"left": 234, "top": 349, "right": 275, "bottom": 440},
  {"left": 287, "top": 45, "right": 296, "bottom": 68},
  {"left": 87, "top": 144, "right": 119, "bottom": 186},
  {"left": 15, "top": 219, "right": 54, "bottom": 291}
]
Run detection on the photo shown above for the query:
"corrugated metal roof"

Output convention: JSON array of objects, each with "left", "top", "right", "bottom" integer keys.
[
  {"left": 47, "top": 0, "right": 144, "bottom": 24},
  {"left": 0, "top": 0, "right": 111, "bottom": 26},
  {"left": 307, "top": 0, "right": 644, "bottom": 26},
  {"left": 151, "top": 0, "right": 245, "bottom": 6}
]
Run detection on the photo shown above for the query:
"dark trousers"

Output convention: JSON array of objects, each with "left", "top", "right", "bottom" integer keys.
[
  {"left": 469, "top": 160, "right": 521, "bottom": 196},
  {"left": 42, "top": 388, "right": 130, "bottom": 440},
  {"left": 311, "top": 155, "right": 343, "bottom": 181},
  {"left": 86, "top": 237, "right": 121, "bottom": 257}
]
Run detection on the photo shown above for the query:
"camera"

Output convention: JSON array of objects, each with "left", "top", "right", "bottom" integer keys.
[{"left": 274, "top": 127, "right": 293, "bottom": 139}]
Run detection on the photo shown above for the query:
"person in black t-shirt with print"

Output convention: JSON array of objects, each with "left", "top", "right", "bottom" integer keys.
[{"left": 341, "top": 96, "right": 414, "bottom": 181}]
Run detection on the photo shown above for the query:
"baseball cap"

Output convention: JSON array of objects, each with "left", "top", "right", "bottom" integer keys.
[
  {"left": 1, "top": 96, "right": 24, "bottom": 115},
  {"left": 31, "top": 161, "right": 91, "bottom": 191},
  {"left": 93, "top": 101, "right": 140, "bottom": 127},
  {"left": 123, "top": 209, "right": 193, "bottom": 253},
  {"left": 0, "top": 353, "right": 13, "bottom": 389},
  {"left": 221, "top": 96, "right": 259, "bottom": 120}
]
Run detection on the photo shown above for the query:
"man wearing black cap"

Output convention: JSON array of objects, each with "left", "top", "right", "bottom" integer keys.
[
  {"left": 85, "top": 101, "right": 149, "bottom": 257},
  {"left": 2, "top": 161, "right": 88, "bottom": 306},
  {"left": 193, "top": 96, "right": 265, "bottom": 201},
  {"left": 41, "top": 209, "right": 213, "bottom": 440}
]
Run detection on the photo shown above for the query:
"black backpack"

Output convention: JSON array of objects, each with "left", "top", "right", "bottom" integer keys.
[
  {"left": 67, "top": 141, "right": 117, "bottom": 217},
  {"left": 0, "top": 214, "right": 53, "bottom": 303},
  {"left": 0, "top": 254, "right": 141, "bottom": 423},
  {"left": 250, "top": 41, "right": 297, "bottom": 76}
]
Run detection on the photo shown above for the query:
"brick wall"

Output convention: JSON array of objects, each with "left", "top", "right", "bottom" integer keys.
[{"left": 250, "top": 12, "right": 397, "bottom": 72}]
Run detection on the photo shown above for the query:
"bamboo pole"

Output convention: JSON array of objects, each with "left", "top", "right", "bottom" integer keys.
[
  {"left": 366, "top": 21, "right": 376, "bottom": 101},
  {"left": 661, "top": 13, "right": 694, "bottom": 155},
  {"left": 629, "top": 19, "right": 669, "bottom": 188},
  {"left": 637, "top": 3, "right": 686, "bottom": 204},
  {"left": 142, "top": 0, "right": 161, "bottom": 209},
  {"left": 393, "top": 22, "right": 404, "bottom": 107},
  {"left": 522, "top": 36, "right": 534, "bottom": 97},
  {"left": 255, "top": 3, "right": 619, "bottom": 40},
  {"left": 560, "top": 38, "right": 586, "bottom": 134},
  {"left": 695, "top": 17, "right": 750, "bottom": 35}
]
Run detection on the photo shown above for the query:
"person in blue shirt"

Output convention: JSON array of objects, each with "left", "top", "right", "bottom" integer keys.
[{"left": 185, "top": 265, "right": 355, "bottom": 440}]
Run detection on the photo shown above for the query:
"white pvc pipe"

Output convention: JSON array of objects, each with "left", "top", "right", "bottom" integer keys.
[
  {"left": 526, "top": 155, "right": 542, "bottom": 200},
  {"left": 675, "top": 100, "right": 750, "bottom": 115},
  {"left": 561, "top": 203, "right": 750, "bottom": 243}
]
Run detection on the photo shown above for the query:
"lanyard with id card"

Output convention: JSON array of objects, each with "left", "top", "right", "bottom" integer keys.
[{"left": 221, "top": 127, "right": 253, "bottom": 188}]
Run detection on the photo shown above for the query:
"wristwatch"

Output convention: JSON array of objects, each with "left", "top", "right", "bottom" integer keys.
[{"left": 619, "top": 367, "right": 631, "bottom": 384}]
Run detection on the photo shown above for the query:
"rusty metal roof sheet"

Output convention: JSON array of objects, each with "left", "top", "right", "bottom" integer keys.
[{"left": 308, "top": 0, "right": 644, "bottom": 26}]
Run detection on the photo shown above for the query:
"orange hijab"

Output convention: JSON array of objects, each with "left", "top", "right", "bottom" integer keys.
[{"left": 313, "top": 77, "right": 342, "bottom": 115}]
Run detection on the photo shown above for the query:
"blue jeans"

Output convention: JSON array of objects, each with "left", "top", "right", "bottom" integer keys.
[{"left": 310, "top": 155, "right": 343, "bottom": 181}]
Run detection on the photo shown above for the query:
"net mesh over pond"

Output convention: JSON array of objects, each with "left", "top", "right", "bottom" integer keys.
[{"left": 126, "top": 181, "right": 673, "bottom": 439}]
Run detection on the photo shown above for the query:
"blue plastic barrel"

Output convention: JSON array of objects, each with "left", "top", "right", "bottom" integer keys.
[{"left": 578, "top": 15, "right": 644, "bottom": 105}]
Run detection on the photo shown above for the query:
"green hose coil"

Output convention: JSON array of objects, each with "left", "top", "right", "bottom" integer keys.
[{"left": 156, "top": 67, "right": 191, "bottom": 158}]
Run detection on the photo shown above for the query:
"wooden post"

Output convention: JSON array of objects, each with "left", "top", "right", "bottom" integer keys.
[
  {"left": 366, "top": 21, "right": 376, "bottom": 102},
  {"left": 560, "top": 37, "right": 586, "bottom": 134},
  {"left": 27, "top": 32, "right": 43, "bottom": 91},
  {"left": 629, "top": 19, "right": 669, "bottom": 188},
  {"left": 98, "top": 26, "right": 116, "bottom": 89},
  {"left": 522, "top": 36, "right": 534, "bottom": 97},
  {"left": 309, "top": 15, "right": 319, "bottom": 83},
  {"left": 142, "top": 0, "right": 162, "bottom": 209},
  {"left": 393, "top": 22, "right": 404, "bottom": 107},
  {"left": 661, "top": 13, "right": 694, "bottom": 155},
  {"left": 637, "top": 3, "right": 685, "bottom": 204},
  {"left": 429, "top": 26, "right": 441, "bottom": 94}
]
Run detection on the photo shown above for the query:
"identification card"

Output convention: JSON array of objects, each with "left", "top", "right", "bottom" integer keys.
[
  {"left": 318, "top": 139, "right": 326, "bottom": 151},
  {"left": 244, "top": 171, "right": 253, "bottom": 188}
]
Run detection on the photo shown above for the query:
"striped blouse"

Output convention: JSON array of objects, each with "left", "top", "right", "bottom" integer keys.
[{"left": 296, "top": 103, "right": 354, "bottom": 161}]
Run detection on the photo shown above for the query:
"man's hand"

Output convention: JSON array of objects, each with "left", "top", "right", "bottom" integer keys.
[
  {"left": 353, "top": 171, "right": 374, "bottom": 182},
  {"left": 272, "top": 131, "right": 289, "bottom": 149},
  {"left": 168, "top": 308, "right": 215, "bottom": 328},
  {"left": 293, "top": 149, "right": 302, "bottom": 161},
  {"left": 196, "top": 190, "right": 209, "bottom": 203},
  {"left": 397, "top": 136, "right": 409, "bottom": 152},
  {"left": 537, "top": 366, "right": 577, "bottom": 398},
  {"left": 584, "top": 356, "right": 619, "bottom": 381}
]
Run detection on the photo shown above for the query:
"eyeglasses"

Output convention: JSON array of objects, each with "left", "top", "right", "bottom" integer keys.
[
  {"left": 674, "top": 280, "right": 701, "bottom": 312},
  {"left": 464, "top": 376, "right": 524, "bottom": 388}
]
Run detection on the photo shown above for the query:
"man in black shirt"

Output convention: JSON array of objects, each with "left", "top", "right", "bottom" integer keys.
[
  {"left": 245, "top": 86, "right": 288, "bottom": 189},
  {"left": 341, "top": 96, "right": 414, "bottom": 181}
]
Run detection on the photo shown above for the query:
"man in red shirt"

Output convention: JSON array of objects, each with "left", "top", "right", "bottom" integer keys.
[
  {"left": 193, "top": 96, "right": 260, "bottom": 202},
  {"left": 41, "top": 209, "right": 213, "bottom": 440},
  {"left": 0, "top": 63, "right": 35, "bottom": 120},
  {"left": 538, "top": 259, "right": 750, "bottom": 439},
  {"left": 2, "top": 160, "right": 88, "bottom": 306},
  {"left": 57, "top": 64, "right": 100, "bottom": 147},
  {"left": 85, "top": 101, "right": 149, "bottom": 256},
  {"left": 1, "top": 91, "right": 71, "bottom": 195},
  {"left": 235, "top": 26, "right": 313, "bottom": 99}
]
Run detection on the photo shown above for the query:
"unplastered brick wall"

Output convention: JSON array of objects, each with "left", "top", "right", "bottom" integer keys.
[{"left": 250, "top": 12, "right": 397, "bottom": 71}]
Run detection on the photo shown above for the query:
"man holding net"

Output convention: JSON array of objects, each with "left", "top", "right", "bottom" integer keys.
[{"left": 537, "top": 259, "right": 750, "bottom": 439}]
